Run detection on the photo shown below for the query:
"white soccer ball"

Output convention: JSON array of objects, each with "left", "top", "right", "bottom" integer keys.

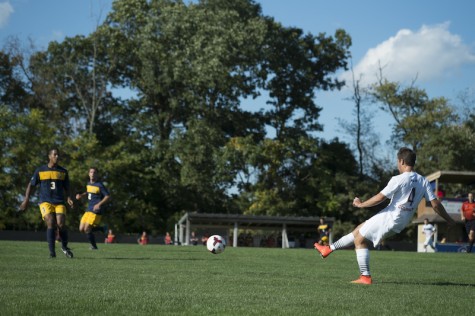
[{"left": 206, "top": 235, "right": 226, "bottom": 254}]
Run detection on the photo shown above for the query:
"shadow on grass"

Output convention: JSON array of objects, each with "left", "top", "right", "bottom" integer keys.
[{"left": 381, "top": 281, "right": 475, "bottom": 287}]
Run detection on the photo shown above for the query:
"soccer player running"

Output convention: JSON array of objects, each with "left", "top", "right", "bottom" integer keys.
[
  {"left": 76, "top": 167, "right": 111, "bottom": 250},
  {"left": 460, "top": 192, "right": 475, "bottom": 253},
  {"left": 317, "top": 217, "right": 331, "bottom": 245},
  {"left": 19, "top": 148, "right": 74, "bottom": 258},
  {"left": 314, "top": 147, "right": 455, "bottom": 284}
]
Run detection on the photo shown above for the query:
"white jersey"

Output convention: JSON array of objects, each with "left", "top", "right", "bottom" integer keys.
[
  {"left": 360, "top": 171, "right": 436, "bottom": 247},
  {"left": 379, "top": 171, "right": 436, "bottom": 233},
  {"left": 422, "top": 224, "right": 435, "bottom": 236}
]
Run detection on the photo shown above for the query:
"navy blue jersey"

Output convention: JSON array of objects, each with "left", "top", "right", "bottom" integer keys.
[
  {"left": 30, "top": 164, "right": 70, "bottom": 204},
  {"left": 86, "top": 181, "right": 110, "bottom": 214},
  {"left": 318, "top": 223, "right": 331, "bottom": 237}
]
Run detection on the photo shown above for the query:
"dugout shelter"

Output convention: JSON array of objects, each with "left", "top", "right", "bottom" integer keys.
[
  {"left": 176, "top": 213, "right": 333, "bottom": 248},
  {"left": 413, "top": 170, "right": 475, "bottom": 252}
]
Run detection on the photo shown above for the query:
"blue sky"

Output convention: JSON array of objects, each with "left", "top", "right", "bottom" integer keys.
[{"left": 1, "top": 0, "right": 474, "bottom": 149}]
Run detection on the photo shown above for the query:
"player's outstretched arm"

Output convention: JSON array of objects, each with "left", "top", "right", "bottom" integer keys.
[
  {"left": 431, "top": 199, "right": 455, "bottom": 225},
  {"left": 67, "top": 196, "right": 74, "bottom": 208},
  {"left": 19, "top": 182, "right": 34, "bottom": 212},
  {"left": 64, "top": 186, "right": 74, "bottom": 208},
  {"left": 353, "top": 193, "right": 387, "bottom": 208},
  {"left": 75, "top": 192, "right": 86, "bottom": 200}
]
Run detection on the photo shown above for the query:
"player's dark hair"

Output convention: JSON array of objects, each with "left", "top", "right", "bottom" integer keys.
[
  {"left": 47, "top": 148, "right": 60, "bottom": 162},
  {"left": 88, "top": 167, "right": 100, "bottom": 182},
  {"left": 89, "top": 167, "right": 99, "bottom": 173},
  {"left": 397, "top": 147, "right": 416, "bottom": 167},
  {"left": 48, "top": 148, "right": 59, "bottom": 156}
]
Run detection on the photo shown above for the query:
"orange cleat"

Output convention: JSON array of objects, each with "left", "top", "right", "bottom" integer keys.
[
  {"left": 314, "top": 243, "right": 332, "bottom": 258},
  {"left": 350, "top": 275, "right": 372, "bottom": 285}
]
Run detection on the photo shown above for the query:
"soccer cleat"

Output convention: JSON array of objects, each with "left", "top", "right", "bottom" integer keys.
[
  {"left": 49, "top": 253, "right": 56, "bottom": 259},
  {"left": 62, "top": 247, "right": 74, "bottom": 258},
  {"left": 314, "top": 242, "right": 332, "bottom": 258},
  {"left": 350, "top": 275, "right": 372, "bottom": 285},
  {"left": 90, "top": 245, "right": 98, "bottom": 250}
]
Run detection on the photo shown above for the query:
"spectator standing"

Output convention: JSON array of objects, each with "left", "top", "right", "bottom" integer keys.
[{"left": 460, "top": 192, "right": 475, "bottom": 253}]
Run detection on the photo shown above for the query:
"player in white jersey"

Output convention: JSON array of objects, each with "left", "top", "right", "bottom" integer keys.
[
  {"left": 422, "top": 218, "right": 436, "bottom": 252},
  {"left": 314, "top": 147, "right": 455, "bottom": 285}
]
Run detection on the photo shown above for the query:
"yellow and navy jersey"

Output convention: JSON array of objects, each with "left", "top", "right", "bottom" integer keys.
[
  {"left": 318, "top": 224, "right": 331, "bottom": 236},
  {"left": 30, "top": 164, "right": 70, "bottom": 204},
  {"left": 86, "top": 181, "right": 110, "bottom": 214}
]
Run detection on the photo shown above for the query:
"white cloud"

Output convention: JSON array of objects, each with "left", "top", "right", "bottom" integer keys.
[
  {"left": 341, "top": 22, "right": 475, "bottom": 87},
  {"left": 0, "top": 1, "right": 14, "bottom": 28}
]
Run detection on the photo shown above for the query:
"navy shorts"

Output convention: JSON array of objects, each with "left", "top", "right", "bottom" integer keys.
[{"left": 465, "top": 220, "right": 475, "bottom": 234}]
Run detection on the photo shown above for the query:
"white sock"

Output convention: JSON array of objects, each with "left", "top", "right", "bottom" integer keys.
[
  {"left": 356, "top": 248, "right": 370, "bottom": 276},
  {"left": 330, "top": 233, "right": 355, "bottom": 251}
]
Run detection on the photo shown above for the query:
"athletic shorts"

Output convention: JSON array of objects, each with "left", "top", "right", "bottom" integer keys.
[
  {"left": 359, "top": 211, "right": 398, "bottom": 247},
  {"left": 80, "top": 211, "right": 102, "bottom": 226},
  {"left": 423, "top": 235, "right": 434, "bottom": 246},
  {"left": 39, "top": 202, "right": 66, "bottom": 220},
  {"left": 465, "top": 220, "right": 475, "bottom": 234}
]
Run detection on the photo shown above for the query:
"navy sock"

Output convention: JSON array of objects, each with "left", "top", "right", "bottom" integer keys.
[
  {"left": 47, "top": 228, "right": 55, "bottom": 255},
  {"left": 59, "top": 228, "right": 69, "bottom": 249},
  {"left": 87, "top": 232, "right": 97, "bottom": 248}
]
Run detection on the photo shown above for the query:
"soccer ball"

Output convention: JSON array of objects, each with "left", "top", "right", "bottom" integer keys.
[{"left": 206, "top": 235, "right": 226, "bottom": 254}]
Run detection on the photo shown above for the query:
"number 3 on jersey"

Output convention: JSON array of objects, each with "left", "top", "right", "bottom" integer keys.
[{"left": 50, "top": 181, "right": 56, "bottom": 190}]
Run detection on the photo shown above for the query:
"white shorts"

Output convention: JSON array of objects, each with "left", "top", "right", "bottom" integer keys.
[
  {"left": 423, "top": 235, "right": 434, "bottom": 246},
  {"left": 359, "top": 210, "right": 398, "bottom": 247}
]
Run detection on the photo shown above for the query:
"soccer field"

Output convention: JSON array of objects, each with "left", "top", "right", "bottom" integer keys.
[{"left": 0, "top": 241, "right": 474, "bottom": 315}]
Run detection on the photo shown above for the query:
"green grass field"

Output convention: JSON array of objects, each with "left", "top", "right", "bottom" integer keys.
[{"left": 1, "top": 241, "right": 474, "bottom": 315}]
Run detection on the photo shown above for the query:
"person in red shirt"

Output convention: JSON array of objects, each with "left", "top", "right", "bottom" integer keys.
[
  {"left": 105, "top": 229, "right": 116, "bottom": 243},
  {"left": 437, "top": 186, "right": 446, "bottom": 199},
  {"left": 138, "top": 231, "right": 149, "bottom": 245},
  {"left": 164, "top": 232, "right": 172, "bottom": 245},
  {"left": 460, "top": 192, "right": 475, "bottom": 253}
]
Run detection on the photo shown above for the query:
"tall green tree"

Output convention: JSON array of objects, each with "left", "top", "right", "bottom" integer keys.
[
  {"left": 369, "top": 77, "right": 467, "bottom": 174},
  {"left": 243, "top": 22, "right": 352, "bottom": 216},
  {"left": 100, "top": 0, "right": 267, "bottom": 220},
  {"left": 100, "top": 0, "right": 353, "bottom": 219},
  {"left": 0, "top": 50, "right": 29, "bottom": 111},
  {"left": 1, "top": 0, "right": 358, "bottom": 233},
  {"left": 0, "top": 106, "right": 58, "bottom": 230},
  {"left": 28, "top": 34, "right": 117, "bottom": 136}
]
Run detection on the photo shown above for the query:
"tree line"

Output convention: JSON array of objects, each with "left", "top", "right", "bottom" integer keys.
[{"left": 1, "top": 0, "right": 474, "bottom": 239}]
